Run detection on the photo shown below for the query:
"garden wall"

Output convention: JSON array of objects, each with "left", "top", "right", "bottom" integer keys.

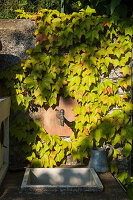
[
  {"left": 0, "top": 19, "right": 125, "bottom": 135},
  {"left": 0, "top": 13, "right": 132, "bottom": 171},
  {"left": 0, "top": 19, "right": 36, "bottom": 69}
]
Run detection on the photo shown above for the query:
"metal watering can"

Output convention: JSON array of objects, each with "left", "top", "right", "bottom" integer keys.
[{"left": 88, "top": 144, "right": 113, "bottom": 173}]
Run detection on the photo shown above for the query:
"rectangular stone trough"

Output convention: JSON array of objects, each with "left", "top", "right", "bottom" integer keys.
[{"left": 21, "top": 168, "right": 103, "bottom": 193}]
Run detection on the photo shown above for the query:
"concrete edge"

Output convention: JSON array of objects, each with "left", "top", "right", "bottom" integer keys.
[{"left": 21, "top": 168, "right": 103, "bottom": 192}]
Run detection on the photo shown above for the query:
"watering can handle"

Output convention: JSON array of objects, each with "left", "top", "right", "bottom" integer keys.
[{"left": 104, "top": 144, "right": 113, "bottom": 157}]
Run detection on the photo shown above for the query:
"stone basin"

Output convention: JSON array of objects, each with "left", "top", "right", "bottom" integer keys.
[{"left": 21, "top": 168, "right": 103, "bottom": 193}]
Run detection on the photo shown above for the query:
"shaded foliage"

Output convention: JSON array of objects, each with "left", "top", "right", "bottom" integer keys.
[
  {"left": 65, "top": 0, "right": 133, "bottom": 17},
  {"left": 0, "top": 0, "right": 133, "bottom": 18},
  {"left": 0, "top": 0, "right": 61, "bottom": 18}
]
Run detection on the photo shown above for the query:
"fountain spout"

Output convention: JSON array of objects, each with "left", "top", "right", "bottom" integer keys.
[{"left": 56, "top": 109, "right": 64, "bottom": 126}]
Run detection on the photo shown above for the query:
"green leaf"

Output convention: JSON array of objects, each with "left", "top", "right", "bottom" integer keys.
[
  {"left": 49, "top": 158, "right": 56, "bottom": 168},
  {"left": 126, "top": 125, "right": 133, "bottom": 143},
  {"left": 41, "top": 154, "right": 49, "bottom": 167},
  {"left": 103, "top": 79, "right": 113, "bottom": 87},
  {"left": 117, "top": 171, "right": 128, "bottom": 185},
  {"left": 125, "top": 52, "right": 131, "bottom": 61},
  {"left": 52, "top": 134, "right": 61, "bottom": 144},
  {"left": 31, "top": 158, "right": 42, "bottom": 168},
  {"left": 43, "top": 134, "right": 51, "bottom": 145},
  {"left": 24, "top": 76, "right": 37, "bottom": 88},
  {"left": 114, "top": 48, "right": 121, "bottom": 59},
  {"left": 40, "top": 77, "right": 54, "bottom": 90},
  {"left": 101, "top": 105, "right": 108, "bottom": 115},
  {"left": 73, "top": 105, "right": 81, "bottom": 116},
  {"left": 110, "top": 0, "right": 121, "bottom": 15},
  {"left": 27, "top": 152, "right": 36, "bottom": 161},
  {"left": 108, "top": 96, "right": 115, "bottom": 107},
  {"left": 68, "top": 76, "right": 81, "bottom": 86},
  {"left": 123, "top": 102, "right": 133, "bottom": 114},
  {"left": 36, "top": 141, "right": 42, "bottom": 151},
  {"left": 113, "top": 148, "right": 120, "bottom": 158},
  {"left": 107, "top": 46, "right": 113, "bottom": 55},
  {"left": 40, "top": 148, "right": 45, "bottom": 158},
  {"left": 54, "top": 144, "right": 61, "bottom": 153},
  {"left": 125, "top": 27, "right": 133, "bottom": 37},
  {"left": 35, "top": 95, "right": 46, "bottom": 106},
  {"left": 85, "top": 5, "right": 96, "bottom": 15},
  {"left": 117, "top": 4, "right": 127, "bottom": 18},
  {"left": 48, "top": 96, "right": 56, "bottom": 107},
  {"left": 44, "top": 55, "right": 50, "bottom": 65},
  {"left": 16, "top": 73, "right": 25, "bottom": 82},
  {"left": 55, "top": 150, "right": 64, "bottom": 162},
  {"left": 33, "top": 45, "right": 42, "bottom": 53},
  {"left": 80, "top": 106, "right": 87, "bottom": 115},
  {"left": 122, "top": 143, "right": 132, "bottom": 157},
  {"left": 43, "top": 143, "right": 49, "bottom": 152},
  {"left": 112, "top": 134, "right": 121, "bottom": 145},
  {"left": 97, "top": 84, "right": 104, "bottom": 95},
  {"left": 78, "top": 114, "right": 87, "bottom": 124},
  {"left": 113, "top": 59, "right": 119, "bottom": 67},
  {"left": 16, "top": 94, "right": 24, "bottom": 105},
  {"left": 52, "top": 18, "right": 61, "bottom": 25},
  {"left": 77, "top": 135, "right": 92, "bottom": 149},
  {"left": 82, "top": 76, "right": 89, "bottom": 85},
  {"left": 89, "top": 56, "right": 97, "bottom": 65},
  {"left": 104, "top": 57, "right": 112, "bottom": 66},
  {"left": 101, "top": 64, "right": 108, "bottom": 74},
  {"left": 110, "top": 162, "right": 118, "bottom": 173},
  {"left": 61, "top": 140, "right": 69, "bottom": 149},
  {"left": 95, "top": 48, "right": 106, "bottom": 57},
  {"left": 120, "top": 66, "right": 130, "bottom": 76},
  {"left": 69, "top": 63, "right": 82, "bottom": 75},
  {"left": 72, "top": 140, "right": 78, "bottom": 152},
  {"left": 100, "top": 94, "right": 108, "bottom": 104},
  {"left": 94, "top": 128, "right": 103, "bottom": 142},
  {"left": 127, "top": 185, "right": 133, "bottom": 200}
]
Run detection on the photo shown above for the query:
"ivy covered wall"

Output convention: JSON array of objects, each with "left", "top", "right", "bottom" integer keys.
[{"left": 0, "top": 7, "right": 133, "bottom": 178}]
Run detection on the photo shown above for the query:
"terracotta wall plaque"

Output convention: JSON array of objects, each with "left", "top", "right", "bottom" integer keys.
[{"left": 40, "top": 96, "right": 78, "bottom": 136}]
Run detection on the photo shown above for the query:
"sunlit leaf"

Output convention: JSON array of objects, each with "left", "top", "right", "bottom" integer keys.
[{"left": 122, "top": 143, "right": 132, "bottom": 157}]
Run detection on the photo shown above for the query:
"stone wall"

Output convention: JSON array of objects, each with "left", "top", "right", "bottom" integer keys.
[
  {"left": 0, "top": 19, "right": 130, "bottom": 169},
  {"left": 0, "top": 19, "right": 36, "bottom": 69}
]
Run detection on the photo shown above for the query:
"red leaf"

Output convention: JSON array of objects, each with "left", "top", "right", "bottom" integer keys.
[
  {"left": 49, "top": 34, "right": 57, "bottom": 42},
  {"left": 107, "top": 87, "right": 113, "bottom": 95},
  {"left": 87, "top": 107, "right": 90, "bottom": 114},
  {"left": 103, "top": 22, "right": 108, "bottom": 27},
  {"left": 103, "top": 88, "right": 107, "bottom": 94},
  {"left": 31, "top": 17, "right": 37, "bottom": 21},
  {"left": 37, "top": 32, "right": 47, "bottom": 45}
]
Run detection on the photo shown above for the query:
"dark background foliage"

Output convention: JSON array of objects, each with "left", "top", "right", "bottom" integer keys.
[
  {"left": 0, "top": 0, "right": 133, "bottom": 18},
  {"left": 65, "top": 0, "right": 133, "bottom": 17}
]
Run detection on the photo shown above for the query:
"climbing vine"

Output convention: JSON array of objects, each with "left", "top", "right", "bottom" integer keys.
[{"left": 1, "top": 7, "right": 133, "bottom": 173}]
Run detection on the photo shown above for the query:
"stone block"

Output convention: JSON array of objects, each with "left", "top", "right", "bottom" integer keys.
[{"left": 0, "top": 19, "right": 36, "bottom": 69}]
